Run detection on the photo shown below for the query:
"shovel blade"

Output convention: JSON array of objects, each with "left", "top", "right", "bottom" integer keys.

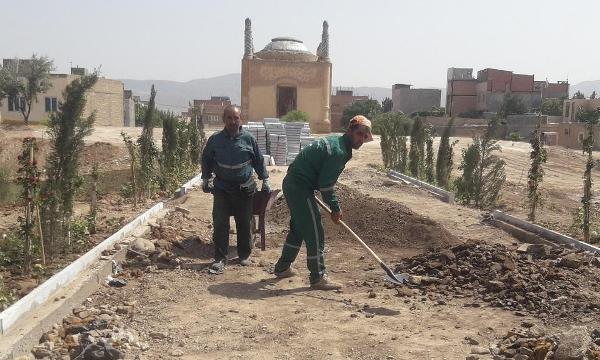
[{"left": 385, "top": 272, "right": 409, "bottom": 285}]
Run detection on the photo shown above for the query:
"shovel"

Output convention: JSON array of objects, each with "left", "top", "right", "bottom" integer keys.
[{"left": 314, "top": 196, "right": 409, "bottom": 285}]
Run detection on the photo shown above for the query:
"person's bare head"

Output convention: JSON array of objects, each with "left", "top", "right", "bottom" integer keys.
[{"left": 223, "top": 105, "right": 242, "bottom": 136}]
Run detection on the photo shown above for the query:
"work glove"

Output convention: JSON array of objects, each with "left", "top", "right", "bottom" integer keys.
[
  {"left": 331, "top": 209, "right": 343, "bottom": 224},
  {"left": 202, "top": 178, "right": 213, "bottom": 193},
  {"left": 261, "top": 179, "right": 271, "bottom": 193}
]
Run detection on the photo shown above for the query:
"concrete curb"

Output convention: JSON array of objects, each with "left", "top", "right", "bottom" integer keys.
[
  {"left": 492, "top": 210, "right": 600, "bottom": 254},
  {"left": 388, "top": 170, "right": 455, "bottom": 204},
  {"left": 0, "top": 202, "right": 164, "bottom": 335},
  {"left": 176, "top": 172, "right": 203, "bottom": 197}
]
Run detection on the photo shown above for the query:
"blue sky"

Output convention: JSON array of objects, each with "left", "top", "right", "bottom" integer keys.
[{"left": 2, "top": 0, "right": 598, "bottom": 87}]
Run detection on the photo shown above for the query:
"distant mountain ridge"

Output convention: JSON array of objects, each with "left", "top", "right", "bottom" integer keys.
[
  {"left": 571, "top": 80, "right": 600, "bottom": 98},
  {"left": 121, "top": 74, "right": 394, "bottom": 113}
]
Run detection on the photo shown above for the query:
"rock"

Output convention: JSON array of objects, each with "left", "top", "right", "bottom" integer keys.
[
  {"left": 16, "top": 279, "right": 38, "bottom": 296},
  {"left": 174, "top": 206, "right": 190, "bottom": 215},
  {"left": 592, "top": 257, "right": 600, "bottom": 267},
  {"left": 150, "top": 331, "right": 168, "bottom": 339},
  {"left": 517, "top": 243, "right": 548, "bottom": 259},
  {"left": 471, "top": 346, "right": 489, "bottom": 355},
  {"left": 558, "top": 253, "right": 582, "bottom": 269},
  {"left": 32, "top": 345, "right": 52, "bottom": 358},
  {"left": 487, "top": 280, "right": 505, "bottom": 292},
  {"left": 116, "top": 305, "right": 133, "bottom": 315},
  {"left": 465, "top": 356, "right": 479, "bottom": 360},
  {"left": 368, "top": 291, "right": 377, "bottom": 298},
  {"left": 554, "top": 326, "right": 592, "bottom": 360},
  {"left": 464, "top": 336, "right": 479, "bottom": 345},
  {"left": 170, "top": 349, "right": 184, "bottom": 357},
  {"left": 132, "top": 238, "right": 155, "bottom": 253},
  {"left": 381, "top": 180, "right": 399, "bottom": 187},
  {"left": 75, "top": 310, "right": 90, "bottom": 319},
  {"left": 513, "top": 354, "right": 528, "bottom": 360}
]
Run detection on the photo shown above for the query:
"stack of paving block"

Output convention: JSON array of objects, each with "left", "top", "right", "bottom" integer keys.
[
  {"left": 245, "top": 122, "right": 268, "bottom": 155},
  {"left": 268, "top": 134, "right": 288, "bottom": 166},
  {"left": 284, "top": 122, "right": 306, "bottom": 165},
  {"left": 264, "top": 119, "right": 286, "bottom": 157}
]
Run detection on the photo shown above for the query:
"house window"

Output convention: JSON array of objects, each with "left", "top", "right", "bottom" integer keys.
[
  {"left": 565, "top": 102, "right": 570, "bottom": 118},
  {"left": 45, "top": 97, "right": 58, "bottom": 112},
  {"left": 564, "top": 128, "right": 570, "bottom": 136},
  {"left": 8, "top": 95, "right": 25, "bottom": 112}
]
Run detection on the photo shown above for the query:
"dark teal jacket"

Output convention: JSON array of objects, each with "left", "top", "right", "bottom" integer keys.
[
  {"left": 286, "top": 134, "right": 352, "bottom": 212},
  {"left": 201, "top": 129, "right": 268, "bottom": 192}
]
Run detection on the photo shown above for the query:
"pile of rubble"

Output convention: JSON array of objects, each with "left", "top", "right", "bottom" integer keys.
[
  {"left": 467, "top": 324, "right": 600, "bottom": 360},
  {"left": 31, "top": 299, "right": 143, "bottom": 359},
  {"left": 395, "top": 241, "right": 600, "bottom": 319}
]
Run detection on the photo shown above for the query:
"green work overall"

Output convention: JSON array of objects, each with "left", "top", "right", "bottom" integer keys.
[{"left": 274, "top": 134, "right": 352, "bottom": 283}]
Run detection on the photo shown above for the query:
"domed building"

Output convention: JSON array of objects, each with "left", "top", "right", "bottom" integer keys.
[{"left": 241, "top": 19, "right": 332, "bottom": 133}]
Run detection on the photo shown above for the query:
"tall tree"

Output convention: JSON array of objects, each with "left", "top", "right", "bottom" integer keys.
[
  {"left": 527, "top": 116, "right": 547, "bottom": 221},
  {"left": 454, "top": 120, "right": 506, "bottom": 208},
  {"left": 540, "top": 98, "right": 563, "bottom": 116},
  {"left": 189, "top": 106, "right": 206, "bottom": 165},
  {"left": 137, "top": 85, "right": 159, "bottom": 198},
  {"left": 424, "top": 126, "right": 435, "bottom": 184},
  {"left": 382, "top": 97, "right": 393, "bottom": 113},
  {"left": 42, "top": 73, "right": 98, "bottom": 257},
  {"left": 0, "top": 55, "right": 54, "bottom": 124},
  {"left": 572, "top": 90, "right": 586, "bottom": 99},
  {"left": 340, "top": 99, "right": 382, "bottom": 130},
  {"left": 408, "top": 117, "right": 425, "bottom": 178},
  {"left": 373, "top": 112, "right": 412, "bottom": 172},
  {"left": 590, "top": 91, "right": 597, "bottom": 100},
  {"left": 436, "top": 117, "right": 457, "bottom": 188}
]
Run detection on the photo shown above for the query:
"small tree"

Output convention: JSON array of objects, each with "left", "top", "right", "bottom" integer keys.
[
  {"left": 0, "top": 55, "right": 55, "bottom": 125},
  {"left": 527, "top": 116, "right": 547, "bottom": 221},
  {"left": 455, "top": 120, "right": 506, "bottom": 208},
  {"left": 341, "top": 99, "right": 382, "bottom": 130},
  {"left": 382, "top": 97, "right": 393, "bottom": 113},
  {"left": 499, "top": 92, "right": 526, "bottom": 118},
  {"left": 580, "top": 109, "right": 599, "bottom": 242},
  {"left": 161, "top": 113, "right": 179, "bottom": 191},
  {"left": 572, "top": 90, "right": 586, "bottom": 99},
  {"left": 189, "top": 115, "right": 206, "bottom": 166},
  {"left": 42, "top": 73, "right": 97, "bottom": 257},
  {"left": 436, "top": 117, "right": 457, "bottom": 188},
  {"left": 424, "top": 126, "right": 435, "bottom": 184},
  {"left": 590, "top": 91, "right": 597, "bottom": 100},
  {"left": 137, "top": 85, "right": 159, "bottom": 198},
  {"left": 408, "top": 117, "right": 425, "bottom": 178},
  {"left": 373, "top": 112, "right": 412, "bottom": 171},
  {"left": 16, "top": 138, "right": 41, "bottom": 272},
  {"left": 281, "top": 110, "right": 310, "bottom": 122},
  {"left": 88, "top": 163, "right": 99, "bottom": 234},
  {"left": 121, "top": 132, "right": 138, "bottom": 206}
]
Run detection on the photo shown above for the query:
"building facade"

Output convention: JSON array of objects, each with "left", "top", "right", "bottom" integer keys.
[
  {"left": 392, "top": 84, "right": 441, "bottom": 115},
  {"left": 446, "top": 67, "right": 568, "bottom": 116},
  {"left": 562, "top": 98, "right": 600, "bottom": 123},
  {"left": 330, "top": 88, "right": 368, "bottom": 131},
  {"left": 192, "top": 96, "right": 232, "bottom": 126},
  {"left": 241, "top": 18, "right": 332, "bottom": 133},
  {"left": 0, "top": 62, "right": 125, "bottom": 126}
]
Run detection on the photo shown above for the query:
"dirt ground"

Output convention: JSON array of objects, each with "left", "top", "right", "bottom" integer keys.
[{"left": 6, "top": 128, "right": 600, "bottom": 358}]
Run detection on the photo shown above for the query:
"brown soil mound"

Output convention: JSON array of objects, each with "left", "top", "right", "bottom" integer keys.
[{"left": 267, "top": 184, "right": 460, "bottom": 252}]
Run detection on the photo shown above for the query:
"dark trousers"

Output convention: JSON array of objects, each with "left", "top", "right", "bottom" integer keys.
[{"left": 212, "top": 188, "right": 254, "bottom": 262}]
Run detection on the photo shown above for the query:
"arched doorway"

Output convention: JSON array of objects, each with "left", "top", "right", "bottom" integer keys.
[{"left": 277, "top": 86, "right": 297, "bottom": 118}]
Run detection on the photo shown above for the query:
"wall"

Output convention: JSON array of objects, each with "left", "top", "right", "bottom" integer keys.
[
  {"left": 562, "top": 99, "right": 600, "bottom": 122},
  {"left": 0, "top": 75, "right": 124, "bottom": 126},
  {"left": 557, "top": 122, "right": 600, "bottom": 150},
  {"left": 392, "top": 86, "right": 441, "bottom": 115},
  {"left": 241, "top": 58, "right": 331, "bottom": 133},
  {"left": 123, "top": 97, "right": 135, "bottom": 127}
]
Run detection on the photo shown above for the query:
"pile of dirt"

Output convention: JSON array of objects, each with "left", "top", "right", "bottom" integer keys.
[
  {"left": 268, "top": 183, "right": 460, "bottom": 252},
  {"left": 395, "top": 241, "right": 600, "bottom": 319}
]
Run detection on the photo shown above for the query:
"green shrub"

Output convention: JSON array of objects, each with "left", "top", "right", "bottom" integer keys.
[{"left": 281, "top": 110, "right": 310, "bottom": 123}]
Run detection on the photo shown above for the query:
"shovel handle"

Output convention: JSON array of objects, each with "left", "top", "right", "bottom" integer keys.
[{"left": 314, "top": 196, "right": 384, "bottom": 265}]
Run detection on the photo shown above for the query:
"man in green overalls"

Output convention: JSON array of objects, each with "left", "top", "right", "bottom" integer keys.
[
  {"left": 273, "top": 116, "right": 373, "bottom": 290},
  {"left": 201, "top": 105, "right": 270, "bottom": 273}
]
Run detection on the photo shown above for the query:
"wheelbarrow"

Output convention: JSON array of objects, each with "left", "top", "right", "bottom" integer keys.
[{"left": 251, "top": 189, "right": 281, "bottom": 251}]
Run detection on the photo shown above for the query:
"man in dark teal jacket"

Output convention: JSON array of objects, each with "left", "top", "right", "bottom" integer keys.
[
  {"left": 273, "top": 116, "right": 373, "bottom": 290},
  {"left": 201, "top": 105, "right": 270, "bottom": 273}
]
